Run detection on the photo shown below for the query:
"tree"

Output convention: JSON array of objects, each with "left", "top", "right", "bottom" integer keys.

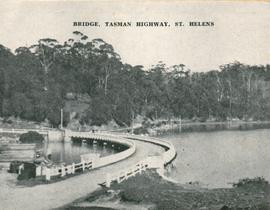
[
  {"left": 19, "top": 131, "right": 44, "bottom": 143},
  {"left": 30, "top": 38, "right": 59, "bottom": 90}
]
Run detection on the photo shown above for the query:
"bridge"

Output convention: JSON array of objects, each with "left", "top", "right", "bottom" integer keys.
[{"left": 0, "top": 129, "right": 176, "bottom": 210}]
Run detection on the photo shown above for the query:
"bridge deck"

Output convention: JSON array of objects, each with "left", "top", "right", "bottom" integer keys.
[{"left": 0, "top": 140, "right": 164, "bottom": 210}]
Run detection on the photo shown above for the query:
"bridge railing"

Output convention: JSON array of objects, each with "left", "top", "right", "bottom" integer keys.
[
  {"left": 65, "top": 130, "right": 134, "bottom": 147},
  {"left": 42, "top": 130, "right": 136, "bottom": 181},
  {"left": 102, "top": 133, "right": 177, "bottom": 187},
  {"left": 68, "top": 131, "right": 137, "bottom": 167},
  {"left": 43, "top": 159, "right": 94, "bottom": 181},
  {"left": 101, "top": 133, "right": 177, "bottom": 165},
  {"left": 105, "top": 155, "right": 164, "bottom": 187}
]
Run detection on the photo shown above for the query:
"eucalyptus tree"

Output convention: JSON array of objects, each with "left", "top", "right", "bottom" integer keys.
[
  {"left": 30, "top": 38, "right": 60, "bottom": 90},
  {"left": 0, "top": 45, "right": 15, "bottom": 116},
  {"left": 91, "top": 38, "right": 121, "bottom": 96}
]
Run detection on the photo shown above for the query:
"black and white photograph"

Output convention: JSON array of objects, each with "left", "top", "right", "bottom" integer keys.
[{"left": 1, "top": 0, "right": 270, "bottom": 209}]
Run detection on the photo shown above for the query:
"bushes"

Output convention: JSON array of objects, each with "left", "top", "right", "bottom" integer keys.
[
  {"left": 19, "top": 131, "right": 44, "bottom": 144},
  {"left": 9, "top": 161, "right": 23, "bottom": 173},
  {"left": 17, "top": 162, "right": 36, "bottom": 180},
  {"left": 233, "top": 177, "right": 270, "bottom": 192}
]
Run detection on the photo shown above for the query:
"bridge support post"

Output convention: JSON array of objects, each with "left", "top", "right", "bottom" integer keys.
[{"left": 106, "top": 173, "right": 111, "bottom": 188}]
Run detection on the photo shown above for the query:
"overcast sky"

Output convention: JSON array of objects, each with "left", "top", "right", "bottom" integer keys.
[{"left": 0, "top": 0, "right": 270, "bottom": 72}]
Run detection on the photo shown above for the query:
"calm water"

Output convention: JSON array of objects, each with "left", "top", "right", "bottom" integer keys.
[
  {"left": 45, "top": 141, "right": 116, "bottom": 165},
  {"left": 164, "top": 129, "right": 270, "bottom": 188},
  {"left": 62, "top": 129, "right": 270, "bottom": 210},
  {"left": 0, "top": 140, "right": 116, "bottom": 165}
]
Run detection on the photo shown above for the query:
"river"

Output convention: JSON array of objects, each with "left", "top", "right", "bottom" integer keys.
[
  {"left": 2, "top": 129, "right": 270, "bottom": 210},
  {"left": 163, "top": 129, "right": 270, "bottom": 188},
  {"left": 0, "top": 138, "right": 117, "bottom": 167},
  {"left": 44, "top": 140, "right": 116, "bottom": 165},
  {"left": 61, "top": 129, "right": 270, "bottom": 210}
]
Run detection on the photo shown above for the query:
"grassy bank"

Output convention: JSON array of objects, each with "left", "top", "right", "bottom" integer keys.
[{"left": 61, "top": 170, "right": 270, "bottom": 210}]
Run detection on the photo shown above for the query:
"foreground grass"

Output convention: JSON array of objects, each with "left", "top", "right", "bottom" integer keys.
[{"left": 62, "top": 170, "right": 270, "bottom": 210}]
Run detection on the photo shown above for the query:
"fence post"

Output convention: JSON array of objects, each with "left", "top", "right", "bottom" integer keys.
[
  {"left": 45, "top": 168, "right": 51, "bottom": 181},
  {"left": 82, "top": 160, "right": 85, "bottom": 171},
  {"left": 18, "top": 164, "right": 24, "bottom": 175},
  {"left": 61, "top": 165, "right": 66, "bottom": 177},
  {"left": 106, "top": 173, "right": 111, "bottom": 188},
  {"left": 139, "top": 162, "right": 142, "bottom": 174},
  {"left": 72, "top": 163, "right": 75, "bottom": 174}
]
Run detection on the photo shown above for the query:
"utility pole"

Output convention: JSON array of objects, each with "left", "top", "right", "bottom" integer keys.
[
  {"left": 60, "top": 108, "right": 63, "bottom": 130},
  {"left": 180, "top": 115, "right": 182, "bottom": 133},
  {"left": 131, "top": 110, "right": 134, "bottom": 134}
]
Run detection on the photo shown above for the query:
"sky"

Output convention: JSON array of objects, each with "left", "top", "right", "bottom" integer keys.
[{"left": 0, "top": 0, "right": 270, "bottom": 72}]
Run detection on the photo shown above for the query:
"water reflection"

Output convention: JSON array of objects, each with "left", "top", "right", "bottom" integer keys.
[{"left": 44, "top": 140, "right": 116, "bottom": 165}]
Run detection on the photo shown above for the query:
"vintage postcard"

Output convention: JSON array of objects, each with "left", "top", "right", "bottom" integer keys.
[{"left": 0, "top": 1, "right": 270, "bottom": 210}]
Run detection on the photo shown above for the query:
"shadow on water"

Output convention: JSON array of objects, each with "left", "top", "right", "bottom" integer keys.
[{"left": 45, "top": 138, "right": 126, "bottom": 165}]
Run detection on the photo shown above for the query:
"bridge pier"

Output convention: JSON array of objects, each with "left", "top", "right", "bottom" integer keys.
[{"left": 48, "top": 130, "right": 65, "bottom": 142}]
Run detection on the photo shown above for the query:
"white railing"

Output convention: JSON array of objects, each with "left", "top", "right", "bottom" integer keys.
[
  {"left": 42, "top": 130, "right": 136, "bottom": 181},
  {"left": 105, "top": 155, "right": 164, "bottom": 187},
  {"left": 65, "top": 130, "right": 134, "bottom": 147},
  {"left": 43, "top": 159, "right": 94, "bottom": 181},
  {"left": 67, "top": 131, "right": 137, "bottom": 167},
  {"left": 102, "top": 133, "right": 177, "bottom": 187},
  {"left": 103, "top": 133, "right": 177, "bottom": 165},
  {"left": 4, "top": 128, "right": 176, "bottom": 184}
]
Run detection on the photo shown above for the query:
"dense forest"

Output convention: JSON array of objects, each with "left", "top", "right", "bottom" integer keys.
[{"left": 0, "top": 31, "right": 270, "bottom": 128}]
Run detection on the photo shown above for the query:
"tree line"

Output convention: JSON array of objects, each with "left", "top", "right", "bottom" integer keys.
[{"left": 0, "top": 31, "right": 270, "bottom": 127}]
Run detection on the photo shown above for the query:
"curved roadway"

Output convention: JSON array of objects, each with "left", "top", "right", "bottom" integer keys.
[{"left": 0, "top": 138, "right": 164, "bottom": 210}]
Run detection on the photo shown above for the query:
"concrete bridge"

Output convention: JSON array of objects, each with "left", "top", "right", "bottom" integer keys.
[{"left": 0, "top": 129, "right": 176, "bottom": 210}]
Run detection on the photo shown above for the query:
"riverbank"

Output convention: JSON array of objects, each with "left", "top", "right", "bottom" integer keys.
[
  {"left": 1, "top": 122, "right": 270, "bottom": 209},
  {"left": 58, "top": 128, "right": 270, "bottom": 210},
  {"left": 0, "top": 139, "right": 164, "bottom": 210},
  {"left": 60, "top": 170, "right": 270, "bottom": 210},
  {"left": 134, "top": 120, "right": 270, "bottom": 136}
]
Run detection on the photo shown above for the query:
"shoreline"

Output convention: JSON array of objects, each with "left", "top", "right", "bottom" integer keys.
[
  {"left": 1, "top": 125, "right": 270, "bottom": 210},
  {"left": 144, "top": 120, "right": 270, "bottom": 137},
  {"left": 0, "top": 135, "right": 165, "bottom": 210},
  {"left": 60, "top": 170, "right": 270, "bottom": 210},
  {"left": 57, "top": 127, "right": 270, "bottom": 210}
]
